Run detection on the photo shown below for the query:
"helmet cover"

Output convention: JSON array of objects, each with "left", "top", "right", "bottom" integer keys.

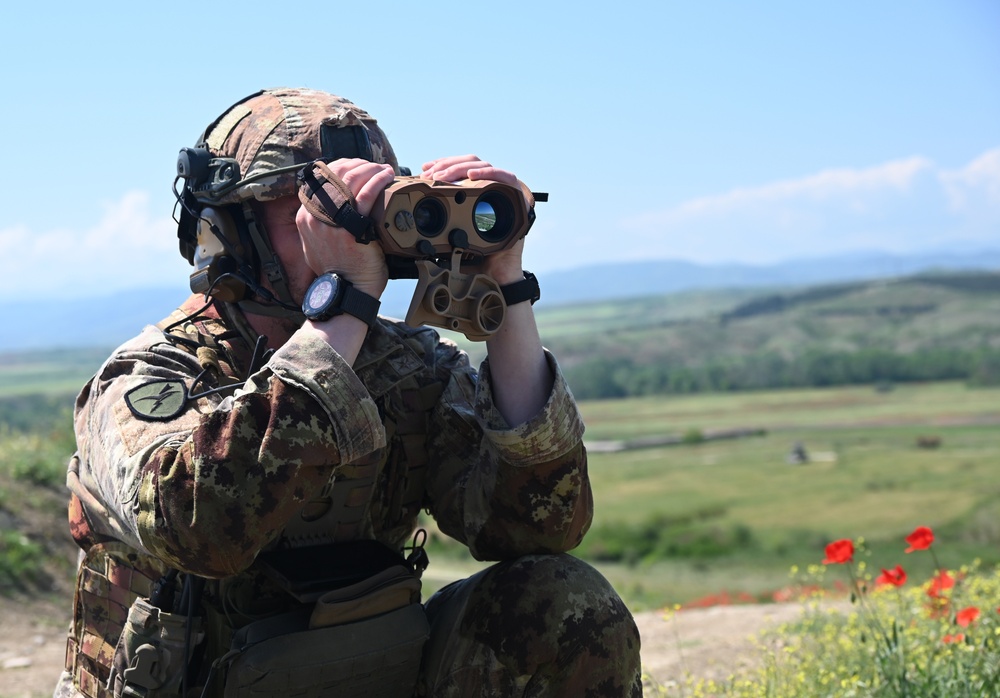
[{"left": 198, "top": 87, "right": 398, "bottom": 205}]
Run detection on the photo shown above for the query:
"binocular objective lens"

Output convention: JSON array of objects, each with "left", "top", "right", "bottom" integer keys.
[
  {"left": 474, "top": 201, "right": 497, "bottom": 235},
  {"left": 413, "top": 198, "right": 447, "bottom": 237},
  {"left": 473, "top": 192, "right": 514, "bottom": 243}
]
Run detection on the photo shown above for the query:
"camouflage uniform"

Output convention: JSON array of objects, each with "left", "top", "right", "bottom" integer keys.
[
  {"left": 55, "top": 86, "right": 640, "bottom": 697},
  {"left": 55, "top": 309, "right": 641, "bottom": 697}
]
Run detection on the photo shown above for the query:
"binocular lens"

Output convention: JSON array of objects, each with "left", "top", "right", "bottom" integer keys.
[
  {"left": 413, "top": 198, "right": 447, "bottom": 237},
  {"left": 474, "top": 201, "right": 497, "bottom": 234},
  {"left": 473, "top": 192, "right": 514, "bottom": 243}
]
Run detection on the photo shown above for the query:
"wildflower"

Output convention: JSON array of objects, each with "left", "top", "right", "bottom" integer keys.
[
  {"left": 822, "top": 539, "right": 854, "bottom": 565},
  {"left": 904, "top": 525, "right": 934, "bottom": 552},
  {"left": 942, "top": 633, "right": 965, "bottom": 644},
  {"left": 927, "top": 569, "right": 955, "bottom": 598},
  {"left": 956, "top": 606, "right": 980, "bottom": 627},
  {"left": 875, "top": 564, "right": 907, "bottom": 587}
]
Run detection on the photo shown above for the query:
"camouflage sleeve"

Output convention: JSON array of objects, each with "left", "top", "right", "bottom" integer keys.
[
  {"left": 425, "top": 346, "right": 593, "bottom": 561},
  {"left": 70, "top": 327, "right": 384, "bottom": 578}
]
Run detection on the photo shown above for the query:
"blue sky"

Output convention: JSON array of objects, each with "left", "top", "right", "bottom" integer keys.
[{"left": 2, "top": 1, "right": 998, "bottom": 301}]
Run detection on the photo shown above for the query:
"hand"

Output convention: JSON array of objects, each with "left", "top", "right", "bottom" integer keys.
[
  {"left": 421, "top": 154, "right": 519, "bottom": 187},
  {"left": 295, "top": 158, "right": 395, "bottom": 298},
  {"left": 422, "top": 155, "right": 528, "bottom": 285}
]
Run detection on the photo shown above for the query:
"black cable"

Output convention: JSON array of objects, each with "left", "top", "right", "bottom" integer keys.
[{"left": 161, "top": 299, "right": 214, "bottom": 335}]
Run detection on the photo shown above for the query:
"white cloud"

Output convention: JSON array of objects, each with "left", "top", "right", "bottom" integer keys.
[
  {"left": 669, "top": 156, "right": 933, "bottom": 220},
  {"left": 939, "top": 148, "right": 1000, "bottom": 213},
  {"left": 610, "top": 151, "right": 999, "bottom": 265},
  {"left": 0, "top": 191, "right": 190, "bottom": 301}
]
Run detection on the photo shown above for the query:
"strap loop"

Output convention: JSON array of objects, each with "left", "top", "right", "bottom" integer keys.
[{"left": 297, "top": 160, "right": 378, "bottom": 244}]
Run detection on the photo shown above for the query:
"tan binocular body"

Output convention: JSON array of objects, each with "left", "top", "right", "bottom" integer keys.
[
  {"left": 299, "top": 163, "right": 536, "bottom": 340},
  {"left": 380, "top": 177, "right": 535, "bottom": 340},
  {"left": 379, "top": 177, "right": 533, "bottom": 258}
]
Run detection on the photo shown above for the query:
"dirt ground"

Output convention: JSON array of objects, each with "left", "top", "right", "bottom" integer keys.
[{"left": 0, "top": 595, "right": 817, "bottom": 697}]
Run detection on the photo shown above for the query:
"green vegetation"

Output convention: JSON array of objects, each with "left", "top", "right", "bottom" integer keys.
[
  {"left": 0, "top": 347, "right": 107, "bottom": 398},
  {"left": 653, "top": 548, "right": 1000, "bottom": 696},
  {"left": 575, "top": 381, "right": 1000, "bottom": 609},
  {"left": 0, "top": 530, "right": 46, "bottom": 592},
  {"left": 542, "top": 271, "right": 1000, "bottom": 399},
  {"left": 0, "top": 393, "right": 78, "bottom": 596}
]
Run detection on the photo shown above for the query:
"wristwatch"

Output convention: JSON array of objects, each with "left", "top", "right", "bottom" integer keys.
[
  {"left": 500, "top": 271, "right": 540, "bottom": 306},
  {"left": 302, "top": 273, "right": 381, "bottom": 326}
]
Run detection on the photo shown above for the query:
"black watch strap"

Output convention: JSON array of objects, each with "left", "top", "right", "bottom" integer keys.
[
  {"left": 339, "top": 285, "right": 381, "bottom": 326},
  {"left": 303, "top": 273, "right": 381, "bottom": 326},
  {"left": 500, "top": 271, "right": 540, "bottom": 306}
]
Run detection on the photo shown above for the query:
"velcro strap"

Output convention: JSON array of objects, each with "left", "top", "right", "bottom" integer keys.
[
  {"left": 500, "top": 270, "right": 540, "bottom": 306},
  {"left": 297, "top": 160, "right": 377, "bottom": 243}
]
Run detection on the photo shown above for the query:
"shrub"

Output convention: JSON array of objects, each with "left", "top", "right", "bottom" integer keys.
[
  {"left": 0, "top": 429, "right": 68, "bottom": 487},
  {"left": 0, "top": 530, "right": 46, "bottom": 592},
  {"left": 576, "top": 510, "right": 755, "bottom": 563}
]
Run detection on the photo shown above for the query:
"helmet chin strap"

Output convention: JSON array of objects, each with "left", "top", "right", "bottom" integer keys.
[{"left": 234, "top": 201, "right": 306, "bottom": 323}]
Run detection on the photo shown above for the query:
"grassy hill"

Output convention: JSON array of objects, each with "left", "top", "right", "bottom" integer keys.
[
  {"left": 545, "top": 271, "right": 999, "bottom": 357},
  {"left": 533, "top": 271, "right": 1000, "bottom": 398},
  {"left": 4, "top": 270, "right": 1000, "bottom": 402}
]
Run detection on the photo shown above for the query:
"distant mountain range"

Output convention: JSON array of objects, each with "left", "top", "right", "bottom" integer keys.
[{"left": 3, "top": 249, "right": 998, "bottom": 353}]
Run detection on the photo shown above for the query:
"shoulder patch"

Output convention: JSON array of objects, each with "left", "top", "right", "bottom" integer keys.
[{"left": 124, "top": 379, "right": 188, "bottom": 421}]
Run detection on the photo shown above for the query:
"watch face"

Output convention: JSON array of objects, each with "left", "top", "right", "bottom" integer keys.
[{"left": 305, "top": 275, "right": 339, "bottom": 317}]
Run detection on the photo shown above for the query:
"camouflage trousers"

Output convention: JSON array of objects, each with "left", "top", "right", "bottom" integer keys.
[
  {"left": 54, "top": 554, "right": 640, "bottom": 697},
  {"left": 418, "top": 554, "right": 642, "bottom": 697}
]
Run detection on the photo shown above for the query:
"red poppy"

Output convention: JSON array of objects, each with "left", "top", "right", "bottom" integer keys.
[
  {"left": 927, "top": 570, "right": 955, "bottom": 598},
  {"left": 822, "top": 539, "right": 854, "bottom": 565},
  {"left": 956, "top": 607, "right": 980, "bottom": 627},
  {"left": 904, "top": 526, "right": 934, "bottom": 553},
  {"left": 942, "top": 633, "right": 965, "bottom": 644},
  {"left": 875, "top": 565, "right": 907, "bottom": 587}
]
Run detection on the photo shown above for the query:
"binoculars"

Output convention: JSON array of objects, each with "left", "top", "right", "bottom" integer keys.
[
  {"left": 379, "top": 176, "right": 537, "bottom": 340},
  {"left": 298, "top": 162, "right": 539, "bottom": 340}
]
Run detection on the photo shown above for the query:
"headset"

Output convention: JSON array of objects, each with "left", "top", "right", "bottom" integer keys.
[{"left": 172, "top": 116, "right": 377, "bottom": 314}]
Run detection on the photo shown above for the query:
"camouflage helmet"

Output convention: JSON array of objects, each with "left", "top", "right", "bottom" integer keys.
[
  {"left": 187, "top": 87, "right": 399, "bottom": 206},
  {"left": 175, "top": 88, "right": 398, "bottom": 313}
]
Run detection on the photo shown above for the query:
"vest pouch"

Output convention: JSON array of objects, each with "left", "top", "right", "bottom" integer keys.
[
  {"left": 221, "top": 596, "right": 429, "bottom": 697},
  {"left": 221, "top": 565, "right": 430, "bottom": 698},
  {"left": 107, "top": 596, "right": 205, "bottom": 698}
]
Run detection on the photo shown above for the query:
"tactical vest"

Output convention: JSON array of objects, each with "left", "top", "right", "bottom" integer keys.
[{"left": 64, "top": 309, "right": 442, "bottom": 697}]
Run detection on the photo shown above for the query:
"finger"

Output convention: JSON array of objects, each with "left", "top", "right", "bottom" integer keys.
[
  {"left": 328, "top": 157, "right": 372, "bottom": 173},
  {"left": 422, "top": 154, "right": 480, "bottom": 172},
  {"left": 466, "top": 166, "right": 517, "bottom": 185},
  {"left": 354, "top": 165, "right": 396, "bottom": 215},
  {"left": 422, "top": 155, "right": 485, "bottom": 180},
  {"left": 429, "top": 162, "right": 493, "bottom": 183},
  {"left": 340, "top": 162, "right": 394, "bottom": 196}
]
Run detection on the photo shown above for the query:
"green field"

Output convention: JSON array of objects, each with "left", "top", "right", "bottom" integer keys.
[
  {"left": 573, "top": 381, "right": 1000, "bottom": 608},
  {"left": 0, "top": 348, "right": 108, "bottom": 398}
]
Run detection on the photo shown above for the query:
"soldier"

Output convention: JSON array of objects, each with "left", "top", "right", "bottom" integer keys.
[{"left": 55, "top": 87, "right": 641, "bottom": 697}]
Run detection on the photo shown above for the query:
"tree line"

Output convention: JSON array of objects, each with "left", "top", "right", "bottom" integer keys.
[{"left": 564, "top": 347, "right": 1000, "bottom": 400}]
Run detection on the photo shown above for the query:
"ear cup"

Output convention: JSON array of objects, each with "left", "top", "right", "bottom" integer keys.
[{"left": 188, "top": 206, "right": 249, "bottom": 303}]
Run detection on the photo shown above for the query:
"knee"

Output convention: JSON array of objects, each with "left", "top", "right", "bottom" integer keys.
[
  {"left": 464, "top": 554, "right": 639, "bottom": 666},
  {"left": 421, "top": 555, "right": 642, "bottom": 696},
  {"left": 485, "top": 554, "right": 624, "bottom": 620}
]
